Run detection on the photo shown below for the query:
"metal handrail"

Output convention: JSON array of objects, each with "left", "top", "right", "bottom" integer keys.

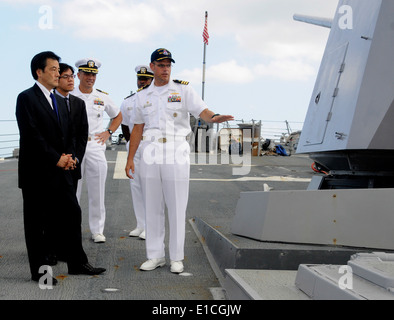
[{"left": 0, "top": 119, "right": 304, "bottom": 159}]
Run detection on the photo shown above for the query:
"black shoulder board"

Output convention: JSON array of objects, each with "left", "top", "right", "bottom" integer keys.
[
  {"left": 137, "top": 84, "right": 150, "bottom": 92},
  {"left": 124, "top": 92, "right": 136, "bottom": 99},
  {"left": 96, "top": 89, "right": 109, "bottom": 95},
  {"left": 173, "top": 80, "right": 189, "bottom": 85}
]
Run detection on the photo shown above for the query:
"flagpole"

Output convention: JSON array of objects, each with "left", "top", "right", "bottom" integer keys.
[
  {"left": 195, "top": 11, "right": 212, "bottom": 153},
  {"left": 202, "top": 41, "right": 206, "bottom": 100},
  {"left": 202, "top": 11, "right": 208, "bottom": 101}
]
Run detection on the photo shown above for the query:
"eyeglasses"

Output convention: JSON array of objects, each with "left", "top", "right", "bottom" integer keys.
[
  {"left": 154, "top": 63, "right": 172, "bottom": 69},
  {"left": 59, "top": 74, "right": 76, "bottom": 79}
]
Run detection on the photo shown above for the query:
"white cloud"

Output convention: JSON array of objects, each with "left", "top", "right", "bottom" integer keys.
[
  {"left": 16, "top": 24, "right": 34, "bottom": 31},
  {"left": 175, "top": 68, "right": 201, "bottom": 86},
  {"left": 208, "top": 60, "right": 253, "bottom": 83},
  {"left": 60, "top": 0, "right": 165, "bottom": 42},
  {"left": 57, "top": 0, "right": 336, "bottom": 51},
  {"left": 177, "top": 60, "right": 252, "bottom": 85},
  {"left": 233, "top": 20, "right": 329, "bottom": 62},
  {"left": 178, "top": 58, "right": 315, "bottom": 84},
  {"left": 0, "top": 0, "right": 50, "bottom": 3},
  {"left": 49, "top": 0, "right": 336, "bottom": 85},
  {"left": 54, "top": 0, "right": 336, "bottom": 86},
  {"left": 0, "top": 0, "right": 340, "bottom": 126},
  {"left": 255, "top": 59, "right": 316, "bottom": 81}
]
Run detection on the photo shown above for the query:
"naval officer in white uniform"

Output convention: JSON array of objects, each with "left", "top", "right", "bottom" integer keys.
[
  {"left": 125, "top": 48, "right": 234, "bottom": 273},
  {"left": 72, "top": 58, "right": 122, "bottom": 243},
  {"left": 120, "top": 65, "right": 156, "bottom": 240}
]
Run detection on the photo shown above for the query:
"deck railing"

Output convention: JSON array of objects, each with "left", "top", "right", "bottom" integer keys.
[{"left": 0, "top": 119, "right": 303, "bottom": 159}]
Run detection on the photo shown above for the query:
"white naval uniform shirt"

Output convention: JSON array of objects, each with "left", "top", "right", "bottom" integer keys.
[
  {"left": 133, "top": 79, "right": 207, "bottom": 261},
  {"left": 133, "top": 79, "right": 207, "bottom": 137},
  {"left": 71, "top": 87, "right": 119, "bottom": 236},
  {"left": 120, "top": 93, "right": 136, "bottom": 133},
  {"left": 120, "top": 92, "right": 142, "bottom": 162},
  {"left": 71, "top": 87, "right": 120, "bottom": 136}
]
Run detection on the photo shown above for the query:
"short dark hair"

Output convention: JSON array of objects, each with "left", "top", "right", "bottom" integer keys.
[
  {"left": 59, "top": 63, "right": 74, "bottom": 75},
  {"left": 30, "top": 51, "right": 61, "bottom": 80}
]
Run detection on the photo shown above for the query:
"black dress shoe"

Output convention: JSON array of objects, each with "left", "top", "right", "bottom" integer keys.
[
  {"left": 68, "top": 263, "right": 106, "bottom": 275},
  {"left": 44, "top": 254, "right": 58, "bottom": 266},
  {"left": 32, "top": 274, "right": 58, "bottom": 286},
  {"left": 57, "top": 255, "right": 67, "bottom": 262}
]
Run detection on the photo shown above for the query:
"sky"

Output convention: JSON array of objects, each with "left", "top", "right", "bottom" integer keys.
[{"left": 0, "top": 0, "right": 339, "bottom": 157}]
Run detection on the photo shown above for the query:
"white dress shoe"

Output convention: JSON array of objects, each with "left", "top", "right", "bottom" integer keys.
[
  {"left": 139, "top": 230, "right": 146, "bottom": 240},
  {"left": 170, "top": 260, "right": 184, "bottom": 273},
  {"left": 92, "top": 233, "right": 106, "bottom": 243},
  {"left": 129, "top": 228, "right": 143, "bottom": 237},
  {"left": 140, "top": 258, "right": 166, "bottom": 271}
]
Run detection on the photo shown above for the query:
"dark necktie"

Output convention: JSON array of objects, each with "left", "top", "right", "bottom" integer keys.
[
  {"left": 50, "top": 92, "right": 60, "bottom": 121},
  {"left": 64, "top": 97, "right": 70, "bottom": 113}
]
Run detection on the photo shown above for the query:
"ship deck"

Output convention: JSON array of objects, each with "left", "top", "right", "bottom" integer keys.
[{"left": 0, "top": 145, "right": 362, "bottom": 302}]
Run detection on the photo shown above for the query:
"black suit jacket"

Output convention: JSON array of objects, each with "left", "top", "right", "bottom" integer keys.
[
  {"left": 16, "top": 84, "right": 89, "bottom": 273},
  {"left": 67, "top": 94, "right": 88, "bottom": 181},
  {"left": 16, "top": 83, "right": 75, "bottom": 190}
]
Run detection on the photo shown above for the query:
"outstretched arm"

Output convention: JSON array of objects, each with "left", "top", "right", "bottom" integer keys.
[{"left": 199, "top": 108, "right": 234, "bottom": 123}]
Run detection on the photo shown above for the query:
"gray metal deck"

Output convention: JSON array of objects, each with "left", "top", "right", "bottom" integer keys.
[{"left": 0, "top": 145, "right": 367, "bottom": 300}]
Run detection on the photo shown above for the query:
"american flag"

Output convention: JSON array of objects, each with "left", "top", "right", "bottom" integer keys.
[{"left": 203, "top": 11, "right": 209, "bottom": 45}]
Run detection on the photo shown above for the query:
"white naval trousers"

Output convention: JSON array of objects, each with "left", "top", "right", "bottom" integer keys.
[
  {"left": 139, "top": 139, "right": 190, "bottom": 261},
  {"left": 76, "top": 140, "right": 107, "bottom": 235},
  {"left": 126, "top": 141, "right": 145, "bottom": 230}
]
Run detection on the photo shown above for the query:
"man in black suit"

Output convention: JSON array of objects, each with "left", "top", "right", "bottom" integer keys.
[
  {"left": 55, "top": 63, "right": 88, "bottom": 190},
  {"left": 16, "top": 51, "right": 105, "bottom": 286}
]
